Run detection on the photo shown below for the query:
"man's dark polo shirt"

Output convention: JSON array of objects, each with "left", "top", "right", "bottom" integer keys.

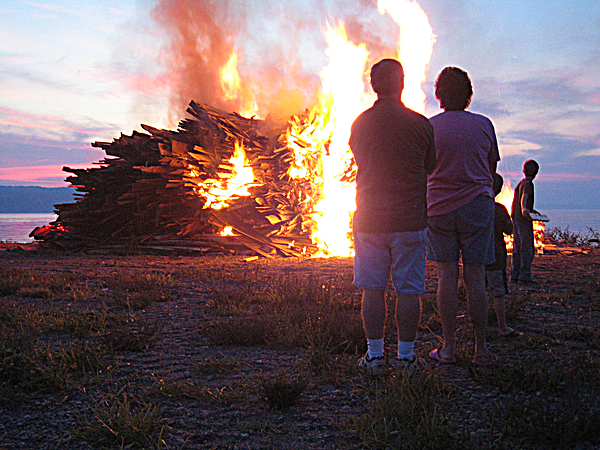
[{"left": 349, "top": 97, "right": 436, "bottom": 233}]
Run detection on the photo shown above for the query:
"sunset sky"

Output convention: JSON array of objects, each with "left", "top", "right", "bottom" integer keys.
[{"left": 1, "top": 0, "right": 600, "bottom": 209}]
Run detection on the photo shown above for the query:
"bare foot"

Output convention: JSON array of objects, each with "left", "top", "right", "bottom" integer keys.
[{"left": 472, "top": 352, "right": 499, "bottom": 366}]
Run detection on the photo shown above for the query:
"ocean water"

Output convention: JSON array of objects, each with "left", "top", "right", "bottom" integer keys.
[
  {"left": 1, "top": 210, "right": 599, "bottom": 243},
  {"left": 543, "top": 209, "right": 600, "bottom": 234},
  {"left": 0, "top": 213, "right": 57, "bottom": 243}
]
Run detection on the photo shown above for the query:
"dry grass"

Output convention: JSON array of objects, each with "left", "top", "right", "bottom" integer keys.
[{"left": 1, "top": 252, "right": 600, "bottom": 449}]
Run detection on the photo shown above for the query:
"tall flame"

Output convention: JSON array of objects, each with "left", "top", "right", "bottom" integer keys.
[
  {"left": 220, "top": 51, "right": 258, "bottom": 118},
  {"left": 210, "top": 1, "right": 436, "bottom": 257},
  {"left": 307, "top": 21, "right": 373, "bottom": 257},
  {"left": 378, "top": 0, "right": 435, "bottom": 113},
  {"left": 288, "top": 1, "right": 435, "bottom": 257}
]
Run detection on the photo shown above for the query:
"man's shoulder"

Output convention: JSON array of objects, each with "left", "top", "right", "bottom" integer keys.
[
  {"left": 401, "top": 106, "right": 433, "bottom": 132},
  {"left": 430, "top": 110, "right": 493, "bottom": 127}
]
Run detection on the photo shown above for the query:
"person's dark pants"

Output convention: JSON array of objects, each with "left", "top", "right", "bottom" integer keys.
[{"left": 511, "top": 220, "right": 535, "bottom": 282}]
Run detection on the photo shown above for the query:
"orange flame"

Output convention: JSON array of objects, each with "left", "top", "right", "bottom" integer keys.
[
  {"left": 210, "top": 1, "right": 436, "bottom": 257},
  {"left": 220, "top": 51, "right": 258, "bottom": 118},
  {"left": 378, "top": 0, "right": 435, "bottom": 113},
  {"left": 199, "top": 141, "right": 255, "bottom": 210},
  {"left": 286, "top": 1, "right": 435, "bottom": 257},
  {"left": 497, "top": 180, "right": 545, "bottom": 254}
]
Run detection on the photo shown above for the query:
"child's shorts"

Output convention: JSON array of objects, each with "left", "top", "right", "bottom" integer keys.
[{"left": 486, "top": 269, "right": 509, "bottom": 297}]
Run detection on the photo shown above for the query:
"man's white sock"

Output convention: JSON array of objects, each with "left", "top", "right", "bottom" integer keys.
[
  {"left": 367, "top": 338, "right": 384, "bottom": 359},
  {"left": 397, "top": 340, "right": 415, "bottom": 360}
]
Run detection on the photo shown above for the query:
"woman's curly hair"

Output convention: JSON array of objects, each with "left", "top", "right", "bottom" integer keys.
[{"left": 434, "top": 66, "right": 473, "bottom": 111}]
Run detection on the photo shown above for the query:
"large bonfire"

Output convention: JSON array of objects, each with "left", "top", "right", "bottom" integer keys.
[{"left": 34, "top": 1, "right": 437, "bottom": 257}]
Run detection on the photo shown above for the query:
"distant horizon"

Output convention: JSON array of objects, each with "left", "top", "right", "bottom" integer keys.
[{"left": 0, "top": 183, "right": 598, "bottom": 213}]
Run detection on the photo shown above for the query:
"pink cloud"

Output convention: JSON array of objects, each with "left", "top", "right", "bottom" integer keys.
[
  {"left": 0, "top": 164, "right": 93, "bottom": 187},
  {"left": 538, "top": 173, "right": 600, "bottom": 181},
  {"left": 0, "top": 107, "right": 107, "bottom": 136},
  {"left": 499, "top": 171, "right": 600, "bottom": 184}
]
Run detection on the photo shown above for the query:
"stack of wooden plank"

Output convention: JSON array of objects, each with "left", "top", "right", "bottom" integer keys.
[{"left": 32, "top": 102, "right": 321, "bottom": 257}]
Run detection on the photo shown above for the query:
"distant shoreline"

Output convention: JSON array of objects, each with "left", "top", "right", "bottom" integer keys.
[{"left": 0, "top": 185, "right": 73, "bottom": 214}]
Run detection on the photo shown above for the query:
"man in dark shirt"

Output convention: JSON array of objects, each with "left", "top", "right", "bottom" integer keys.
[{"left": 349, "top": 58, "right": 436, "bottom": 375}]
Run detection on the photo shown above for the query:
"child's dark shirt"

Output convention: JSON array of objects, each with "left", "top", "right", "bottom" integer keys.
[{"left": 486, "top": 202, "right": 513, "bottom": 271}]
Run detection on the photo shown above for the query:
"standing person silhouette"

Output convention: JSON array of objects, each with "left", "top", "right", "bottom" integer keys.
[
  {"left": 486, "top": 173, "right": 518, "bottom": 337},
  {"left": 349, "top": 58, "right": 436, "bottom": 375},
  {"left": 511, "top": 159, "right": 541, "bottom": 284},
  {"left": 427, "top": 66, "right": 500, "bottom": 366}
]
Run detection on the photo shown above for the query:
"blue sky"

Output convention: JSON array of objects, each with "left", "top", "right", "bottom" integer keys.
[{"left": 1, "top": 0, "right": 600, "bottom": 209}]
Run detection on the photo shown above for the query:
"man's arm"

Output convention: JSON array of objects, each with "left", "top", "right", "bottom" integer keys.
[{"left": 425, "top": 125, "right": 437, "bottom": 175}]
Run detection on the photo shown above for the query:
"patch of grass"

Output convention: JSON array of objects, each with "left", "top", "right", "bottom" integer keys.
[
  {"left": 61, "top": 281, "right": 99, "bottom": 303},
  {"left": 15, "top": 286, "right": 52, "bottom": 298},
  {"left": 259, "top": 372, "right": 307, "bottom": 410},
  {"left": 149, "top": 373, "right": 215, "bottom": 401},
  {"left": 420, "top": 295, "right": 441, "bottom": 333},
  {"left": 208, "top": 285, "right": 267, "bottom": 316},
  {"left": 0, "top": 341, "right": 110, "bottom": 394},
  {"left": 73, "top": 385, "right": 166, "bottom": 449},
  {"left": 203, "top": 316, "right": 273, "bottom": 347},
  {"left": 560, "top": 326, "right": 600, "bottom": 349},
  {"left": 351, "top": 371, "right": 473, "bottom": 449},
  {"left": 112, "top": 291, "right": 155, "bottom": 310},
  {"left": 46, "top": 309, "right": 114, "bottom": 339},
  {"left": 107, "top": 271, "right": 174, "bottom": 292},
  {"left": 511, "top": 333, "right": 552, "bottom": 350},
  {"left": 106, "top": 271, "right": 176, "bottom": 310},
  {"left": 191, "top": 354, "right": 241, "bottom": 375},
  {"left": 574, "top": 280, "right": 600, "bottom": 311},
  {"left": 498, "top": 389, "right": 600, "bottom": 450},
  {"left": 0, "top": 265, "right": 80, "bottom": 296},
  {"left": 534, "top": 289, "right": 566, "bottom": 305},
  {"left": 102, "top": 315, "right": 164, "bottom": 352},
  {"left": 56, "top": 341, "right": 110, "bottom": 377},
  {"left": 204, "top": 274, "right": 363, "bottom": 355},
  {"left": 469, "top": 354, "right": 600, "bottom": 394},
  {"left": 1, "top": 299, "right": 114, "bottom": 340},
  {"left": 0, "top": 344, "right": 70, "bottom": 393}
]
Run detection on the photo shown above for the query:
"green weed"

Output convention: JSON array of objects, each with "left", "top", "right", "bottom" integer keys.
[
  {"left": 191, "top": 354, "right": 241, "bottom": 375},
  {"left": 259, "top": 372, "right": 307, "bottom": 410},
  {"left": 102, "top": 315, "right": 164, "bottom": 352},
  {"left": 498, "top": 389, "right": 600, "bottom": 449},
  {"left": 469, "top": 354, "right": 600, "bottom": 394},
  {"left": 73, "top": 385, "right": 166, "bottom": 449},
  {"left": 351, "top": 370, "right": 471, "bottom": 449},
  {"left": 149, "top": 373, "right": 214, "bottom": 401}
]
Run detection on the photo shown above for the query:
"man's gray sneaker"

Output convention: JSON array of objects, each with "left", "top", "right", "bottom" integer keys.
[
  {"left": 395, "top": 355, "right": 424, "bottom": 375},
  {"left": 357, "top": 353, "right": 385, "bottom": 376}
]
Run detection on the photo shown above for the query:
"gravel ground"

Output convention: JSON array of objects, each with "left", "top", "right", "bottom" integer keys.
[{"left": 1, "top": 248, "right": 600, "bottom": 449}]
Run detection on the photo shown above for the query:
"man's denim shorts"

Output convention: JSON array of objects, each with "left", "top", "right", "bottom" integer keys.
[
  {"left": 353, "top": 229, "right": 427, "bottom": 294},
  {"left": 427, "top": 195, "right": 495, "bottom": 265}
]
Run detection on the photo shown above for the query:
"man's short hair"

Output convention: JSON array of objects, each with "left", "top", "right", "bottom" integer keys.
[
  {"left": 370, "top": 58, "right": 404, "bottom": 96},
  {"left": 523, "top": 159, "right": 540, "bottom": 177},
  {"left": 434, "top": 66, "right": 473, "bottom": 111}
]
